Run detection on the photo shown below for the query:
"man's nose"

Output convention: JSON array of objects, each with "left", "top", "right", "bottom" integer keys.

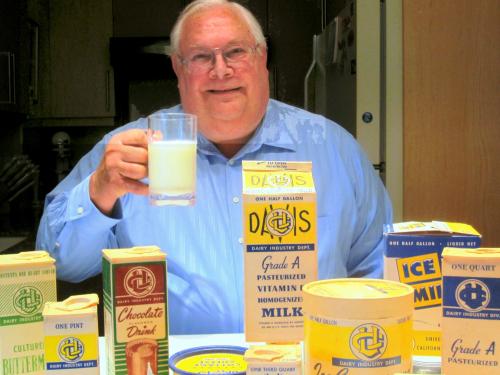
[{"left": 210, "top": 53, "right": 233, "bottom": 79}]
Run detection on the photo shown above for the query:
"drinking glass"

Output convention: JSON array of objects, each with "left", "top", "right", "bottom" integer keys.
[{"left": 147, "top": 113, "right": 197, "bottom": 206}]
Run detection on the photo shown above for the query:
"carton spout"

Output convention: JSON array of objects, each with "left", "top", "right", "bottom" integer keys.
[
  {"left": 58, "top": 293, "right": 99, "bottom": 311},
  {"left": 127, "top": 246, "right": 161, "bottom": 255}
]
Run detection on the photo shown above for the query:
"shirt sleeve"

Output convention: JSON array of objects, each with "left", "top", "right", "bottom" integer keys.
[
  {"left": 35, "top": 139, "right": 121, "bottom": 282},
  {"left": 345, "top": 140, "right": 393, "bottom": 278}
]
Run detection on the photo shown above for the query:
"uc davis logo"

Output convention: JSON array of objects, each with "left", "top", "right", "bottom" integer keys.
[
  {"left": 13, "top": 286, "right": 43, "bottom": 315},
  {"left": 456, "top": 279, "right": 490, "bottom": 312},
  {"left": 58, "top": 337, "right": 84, "bottom": 363},
  {"left": 124, "top": 267, "right": 156, "bottom": 298},
  {"left": 350, "top": 323, "right": 388, "bottom": 361},
  {"left": 266, "top": 208, "right": 294, "bottom": 237},
  {"left": 265, "top": 174, "right": 292, "bottom": 187}
]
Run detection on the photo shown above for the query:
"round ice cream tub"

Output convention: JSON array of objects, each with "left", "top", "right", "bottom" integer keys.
[
  {"left": 169, "top": 345, "right": 247, "bottom": 374},
  {"left": 303, "top": 278, "right": 414, "bottom": 374}
]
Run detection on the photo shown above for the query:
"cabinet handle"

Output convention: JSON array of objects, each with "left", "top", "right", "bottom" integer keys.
[
  {"left": 0, "top": 52, "right": 15, "bottom": 104},
  {"left": 30, "top": 21, "right": 39, "bottom": 104},
  {"left": 105, "top": 70, "right": 111, "bottom": 112}
]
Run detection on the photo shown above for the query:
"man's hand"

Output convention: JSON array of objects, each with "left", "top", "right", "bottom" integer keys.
[{"left": 90, "top": 129, "right": 149, "bottom": 215}]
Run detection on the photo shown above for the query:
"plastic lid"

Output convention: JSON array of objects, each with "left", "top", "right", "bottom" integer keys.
[{"left": 169, "top": 346, "right": 247, "bottom": 374}]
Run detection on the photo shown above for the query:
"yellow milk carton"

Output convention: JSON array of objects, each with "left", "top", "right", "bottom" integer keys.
[
  {"left": 102, "top": 246, "right": 168, "bottom": 375},
  {"left": 442, "top": 247, "right": 500, "bottom": 375},
  {"left": 0, "top": 251, "right": 57, "bottom": 375},
  {"left": 242, "top": 160, "right": 317, "bottom": 342},
  {"left": 383, "top": 221, "right": 481, "bottom": 356},
  {"left": 43, "top": 294, "right": 99, "bottom": 374},
  {"left": 244, "top": 344, "right": 302, "bottom": 375}
]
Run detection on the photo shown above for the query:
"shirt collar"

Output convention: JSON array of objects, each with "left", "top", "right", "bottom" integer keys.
[{"left": 194, "top": 100, "right": 297, "bottom": 159}]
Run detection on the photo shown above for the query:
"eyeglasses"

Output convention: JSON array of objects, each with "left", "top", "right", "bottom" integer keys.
[{"left": 177, "top": 42, "right": 260, "bottom": 74}]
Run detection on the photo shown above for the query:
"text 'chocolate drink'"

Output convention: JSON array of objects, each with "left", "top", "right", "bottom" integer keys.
[{"left": 102, "top": 246, "right": 168, "bottom": 375}]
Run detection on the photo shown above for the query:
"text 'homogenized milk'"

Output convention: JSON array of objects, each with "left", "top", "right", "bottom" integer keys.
[{"left": 243, "top": 160, "right": 317, "bottom": 343}]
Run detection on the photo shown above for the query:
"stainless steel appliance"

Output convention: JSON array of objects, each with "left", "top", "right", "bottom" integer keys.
[{"left": 305, "top": 0, "right": 384, "bottom": 179}]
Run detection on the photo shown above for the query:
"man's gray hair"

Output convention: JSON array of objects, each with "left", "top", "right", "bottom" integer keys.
[{"left": 170, "top": 0, "right": 267, "bottom": 54}]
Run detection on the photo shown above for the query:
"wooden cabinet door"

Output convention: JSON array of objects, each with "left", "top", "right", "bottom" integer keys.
[
  {"left": 47, "top": 0, "right": 114, "bottom": 118},
  {"left": 403, "top": 0, "right": 500, "bottom": 245}
]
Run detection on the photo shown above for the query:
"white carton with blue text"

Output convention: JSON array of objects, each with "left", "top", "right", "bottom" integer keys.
[{"left": 383, "top": 221, "right": 481, "bottom": 356}]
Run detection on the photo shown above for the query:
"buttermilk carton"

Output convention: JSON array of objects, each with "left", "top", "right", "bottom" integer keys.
[
  {"left": 0, "top": 251, "right": 57, "bottom": 375},
  {"left": 242, "top": 160, "right": 317, "bottom": 342},
  {"left": 383, "top": 221, "right": 481, "bottom": 356},
  {"left": 442, "top": 247, "right": 500, "bottom": 375},
  {"left": 43, "top": 294, "right": 99, "bottom": 374},
  {"left": 102, "top": 246, "right": 168, "bottom": 375}
]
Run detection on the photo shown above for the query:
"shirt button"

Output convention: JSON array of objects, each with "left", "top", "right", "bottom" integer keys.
[
  {"left": 228, "top": 159, "right": 235, "bottom": 166},
  {"left": 232, "top": 196, "right": 240, "bottom": 204},
  {"left": 238, "top": 237, "right": 244, "bottom": 244},
  {"left": 77, "top": 206, "right": 84, "bottom": 215}
]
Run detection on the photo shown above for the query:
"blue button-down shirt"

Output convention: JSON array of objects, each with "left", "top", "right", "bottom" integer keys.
[{"left": 36, "top": 99, "right": 392, "bottom": 334}]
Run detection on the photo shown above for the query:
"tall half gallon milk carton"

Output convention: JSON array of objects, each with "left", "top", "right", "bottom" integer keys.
[
  {"left": 384, "top": 221, "right": 481, "bottom": 356},
  {"left": 102, "top": 246, "right": 168, "bottom": 375},
  {"left": 0, "top": 251, "right": 57, "bottom": 375},
  {"left": 242, "top": 160, "right": 317, "bottom": 343},
  {"left": 442, "top": 247, "right": 500, "bottom": 375}
]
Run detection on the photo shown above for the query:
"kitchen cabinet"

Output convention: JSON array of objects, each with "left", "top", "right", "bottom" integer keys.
[
  {"left": 0, "top": 0, "right": 37, "bottom": 115},
  {"left": 113, "top": 0, "right": 186, "bottom": 37},
  {"left": 41, "top": 0, "right": 114, "bottom": 120}
]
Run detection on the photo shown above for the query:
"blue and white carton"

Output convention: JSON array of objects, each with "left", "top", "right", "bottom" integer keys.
[
  {"left": 442, "top": 247, "right": 499, "bottom": 375},
  {"left": 383, "top": 221, "right": 481, "bottom": 356}
]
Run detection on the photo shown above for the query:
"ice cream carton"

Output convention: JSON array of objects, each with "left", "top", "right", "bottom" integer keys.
[{"left": 384, "top": 221, "right": 481, "bottom": 356}]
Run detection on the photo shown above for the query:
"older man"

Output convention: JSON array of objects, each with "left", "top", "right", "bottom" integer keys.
[{"left": 37, "top": 0, "right": 391, "bottom": 334}]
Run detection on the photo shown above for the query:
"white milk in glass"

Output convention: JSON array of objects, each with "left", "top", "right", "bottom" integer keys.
[{"left": 148, "top": 140, "right": 196, "bottom": 195}]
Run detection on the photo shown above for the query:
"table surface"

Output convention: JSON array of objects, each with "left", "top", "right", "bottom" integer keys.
[
  {"left": 98, "top": 334, "right": 441, "bottom": 374},
  {"left": 98, "top": 333, "right": 246, "bottom": 375}
]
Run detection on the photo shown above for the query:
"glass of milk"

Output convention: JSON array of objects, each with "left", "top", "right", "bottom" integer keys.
[{"left": 147, "top": 112, "right": 197, "bottom": 206}]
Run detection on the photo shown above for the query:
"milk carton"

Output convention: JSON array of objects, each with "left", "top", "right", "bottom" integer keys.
[
  {"left": 0, "top": 251, "right": 57, "bottom": 375},
  {"left": 442, "top": 247, "right": 500, "bottom": 375},
  {"left": 242, "top": 160, "right": 317, "bottom": 342},
  {"left": 244, "top": 344, "right": 302, "bottom": 375},
  {"left": 43, "top": 294, "right": 99, "bottom": 374},
  {"left": 102, "top": 246, "right": 168, "bottom": 375},
  {"left": 383, "top": 221, "right": 480, "bottom": 356}
]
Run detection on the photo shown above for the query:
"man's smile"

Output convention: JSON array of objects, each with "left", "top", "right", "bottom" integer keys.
[{"left": 207, "top": 86, "right": 243, "bottom": 94}]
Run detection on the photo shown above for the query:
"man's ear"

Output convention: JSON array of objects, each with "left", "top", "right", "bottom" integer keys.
[{"left": 171, "top": 55, "right": 181, "bottom": 78}]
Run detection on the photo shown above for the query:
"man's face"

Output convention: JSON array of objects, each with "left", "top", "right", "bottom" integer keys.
[{"left": 172, "top": 6, "right": 269, "bottom": 153}]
